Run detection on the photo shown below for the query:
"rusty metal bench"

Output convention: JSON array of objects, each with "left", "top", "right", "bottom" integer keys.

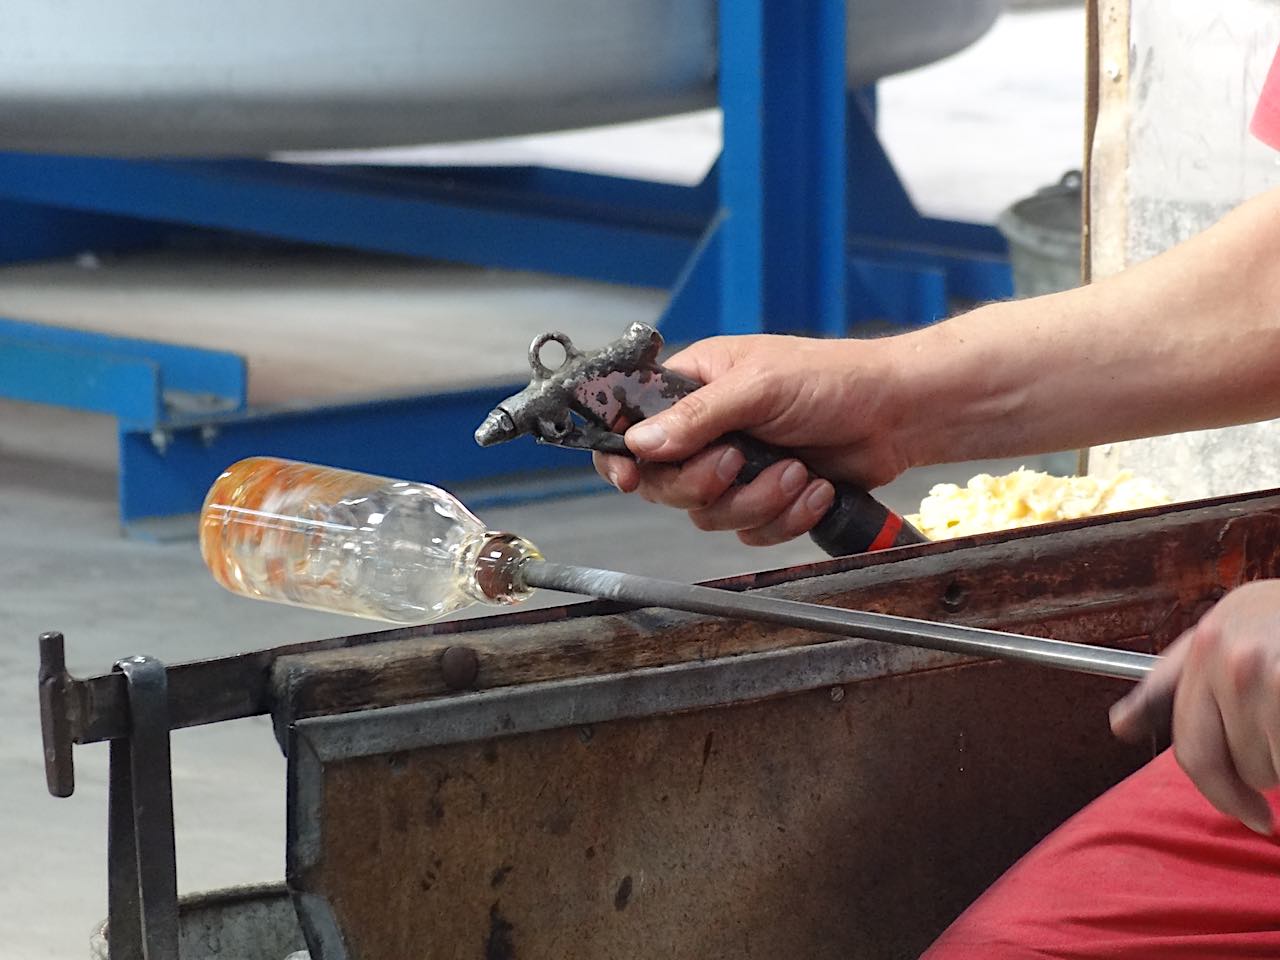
[{"left": 43, "top": 490, "right": 1280, "bottom": 959}]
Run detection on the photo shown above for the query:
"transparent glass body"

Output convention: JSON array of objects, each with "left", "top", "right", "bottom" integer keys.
[{"left": 199, "top": 457, "right": 541, "bottom": 623}]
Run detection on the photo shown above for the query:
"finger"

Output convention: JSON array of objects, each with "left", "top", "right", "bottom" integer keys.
[
  {"left": 1215, "top": 637, "right": 1280, "bottom": 792},
  {"left": 660, "top": 337, "right": 740, "bottom": 383},
  {"left": 738, "top": 479, "right": 836, "bottom": 547},
  {"left": 1267, "top": 659, "right": 1280, "bottom": 787},
  {"left": 1172, "top": 629, "right": 1274, "bottom": 835},
  {"left": 624, "top": 368, "right": 775, "bottom": 462},
  {"left": 1109, "top": 628, "right": 1195, "bottom": 742},
  {"left": 631, "top": 445, "right": 745, "bottom": 511},
  {"left": 686, "top": 459, "right": 810, "bottom": 533},
  {"left": 592, "top": 452, "right": 640, "bottom": 494}
]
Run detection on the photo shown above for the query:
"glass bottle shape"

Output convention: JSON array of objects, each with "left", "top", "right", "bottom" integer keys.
[{"left": 199, "top": 457, "right": 540, "bottom": 623}]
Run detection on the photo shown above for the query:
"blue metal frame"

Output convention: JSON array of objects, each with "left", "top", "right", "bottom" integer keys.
[
  {"left": 0, "top": 0, "right": 1012, "bottom": 531},
  {"left": 0, "top": 317, "right": 246, "bottom": 427}
]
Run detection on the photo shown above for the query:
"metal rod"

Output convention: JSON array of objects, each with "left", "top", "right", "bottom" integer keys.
[{"left": 519, "top": 561, "right": 1157, "bottom": 682}]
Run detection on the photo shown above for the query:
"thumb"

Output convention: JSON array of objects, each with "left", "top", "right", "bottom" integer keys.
[
  {"left": 624, "top": 369, "right": 772, "bottom": 462},
  {"left": 1109, "top": 628, "right": 1195, "bottom": 742}
]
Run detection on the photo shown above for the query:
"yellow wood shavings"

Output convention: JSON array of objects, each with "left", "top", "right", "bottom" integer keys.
[{"left": 906, "top": 468, "right": 1170, "bottom": 540}]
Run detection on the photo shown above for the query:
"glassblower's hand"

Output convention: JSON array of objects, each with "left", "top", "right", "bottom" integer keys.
[
  {"left": 592, "top": 334, "right": 911, "bottom": 546},
  {"left": 1111, "top": 580, "right": 1280, "bottom": 835}
]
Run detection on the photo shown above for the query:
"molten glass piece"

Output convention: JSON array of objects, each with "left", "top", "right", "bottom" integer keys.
[{"left": 199, "top": 457, "right": 541, "bottom": 623}]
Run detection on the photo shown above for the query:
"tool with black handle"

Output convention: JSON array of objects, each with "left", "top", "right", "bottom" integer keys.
[{"left": 475, "top": 322, "right": 927, "bottom": 556}]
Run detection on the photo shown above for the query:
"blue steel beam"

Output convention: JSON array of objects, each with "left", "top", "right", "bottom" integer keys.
[
  {"left": 846, "top": 236, "right": 1012, "bottom": 306},
  {"left": 0, "top": 200, "right": 167, "bottom": 265},
  {"left": 0, "top": 318, "right": 247, "bottom": 427},
  {"left": 117, "top": 384, "right": 583, "bottom": 528},
  {"left": 396, "top": 163, "right": 718, "bottom": 227},
  {"left": 0, "top": 153, "right": 694, "bottom": 289},
  {"left": 0, "top": 335, "right": 161, "bottom": 424},
  {"left": 659, "top": 214, "right": 724, "bottom": 345},
  {"left": 847, "top": 258, "right": 949, "bottom": 329}
]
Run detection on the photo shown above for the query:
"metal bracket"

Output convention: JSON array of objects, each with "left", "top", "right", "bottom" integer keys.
[
  {"left": 38, "top": 632, "right": 76, "bottom": 797},
  {"left": 107, "top": 655, "right": 179, "bottom": 960}
]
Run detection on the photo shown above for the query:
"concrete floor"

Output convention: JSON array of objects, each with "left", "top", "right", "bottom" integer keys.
[{"left": 0, "top": 8, "right": 1083, "bottom": 957}]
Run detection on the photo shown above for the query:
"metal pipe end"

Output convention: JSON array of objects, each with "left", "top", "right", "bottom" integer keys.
[{"left": 474, "top": 409, "right": 518, "bottom": 447}]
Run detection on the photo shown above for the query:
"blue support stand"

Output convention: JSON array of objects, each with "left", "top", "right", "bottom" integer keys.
[{"left": 0, "top": 0, "right": 1011, "bottom": 533}]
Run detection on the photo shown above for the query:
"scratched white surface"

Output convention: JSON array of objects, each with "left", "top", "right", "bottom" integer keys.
[{"left": 1090, "top": 1, "right": 1280, "bottom": 501}]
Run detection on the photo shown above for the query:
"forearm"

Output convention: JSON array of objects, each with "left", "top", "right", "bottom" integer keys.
[{"left": 891, "top": 186, "right": 1280, "bottom": 467}]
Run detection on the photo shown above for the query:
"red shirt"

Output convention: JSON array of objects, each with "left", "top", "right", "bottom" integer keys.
[{"left": 1252, "top": 44, "right": 1280, "bottom": 149}]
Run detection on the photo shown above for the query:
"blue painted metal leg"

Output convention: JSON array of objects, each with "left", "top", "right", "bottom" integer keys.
[
  {"left": 718, "top": 0, "right": 849, "bottom": 335},
  {"left": 658, "top": 214, "right": 723, "bottom": 346},
  {"left": 847, "top": 257, "right": 948, "bottom": 329}
]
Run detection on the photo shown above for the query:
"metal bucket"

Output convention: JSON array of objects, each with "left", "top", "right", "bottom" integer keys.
[
  {"left": 91, "top": 884, "right": 307, "bottom": 960},
  {"left": 996, "top": 171, "right": 1083, "bottom": 298}
]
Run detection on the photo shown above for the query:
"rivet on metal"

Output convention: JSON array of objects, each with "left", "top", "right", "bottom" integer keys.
[
  {"left": 440, "top": 646, "right": 480, "bottom": 690},
  {"left": 941, "top": 581, "right": 968, "bottom": 613}
]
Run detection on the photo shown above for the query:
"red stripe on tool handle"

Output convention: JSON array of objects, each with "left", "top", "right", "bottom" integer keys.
[{"left": 866, "top": 512, "right": 905, "bottom": 552}]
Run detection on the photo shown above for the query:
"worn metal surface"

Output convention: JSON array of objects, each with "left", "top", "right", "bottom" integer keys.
[
  {"left": 106, "top": 656, "right": 179, "bottom": 960},
  {"left": 289, "top": 662, "right": 1145, "bottom": 960},
  {"left": 520, "top": 560, "right": 1158, "bottom": 680},
  {"left": 272, "top": 489, "right": 1280, "bottom": 724},
  {"left": 91, "top": 884, "right": 307, "bottom": 960},
  {"left": 39, "top": 488, "right": 1280, "bottom": 793},
  {"left": 271, "top": 489, "right": 1280, "bottom": 959}
]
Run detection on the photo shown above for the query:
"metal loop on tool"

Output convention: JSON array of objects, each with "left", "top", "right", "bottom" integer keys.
[{"left": 527, "top": 331, "right": 579, "bottom": 380}]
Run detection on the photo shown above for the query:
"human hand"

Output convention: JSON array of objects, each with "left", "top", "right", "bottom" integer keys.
[
  {"left": 1110, "top": 580, "right": 1280, "bottom": 835},
  {"left": 591, "top": 334, "right": 912, "bottom": 546}
]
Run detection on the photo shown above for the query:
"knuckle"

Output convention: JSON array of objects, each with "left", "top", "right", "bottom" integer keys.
[
  {"left": 688, "top": 474, "right": 723, "bottom": 510},
  {"left": 1269, "top": 662, "right": 1280, "bottom": 698},
  {"left": 688, "top": 509, "right": 720, "bottom": 532},
  {"left": 1188, "top": 626, "right": 1222, "bottom": 666},
  {"left": 1173, "top": 736, "right": 1226, "bottom": 788},
  {"left": 675, "top": 391, "right": 714, "bottom": 431},
  {"left": 1239, "top": 761, "right": 1276, "bottom": 793},
  {"left": 1225, "top": 643, "right": 1263, "bottom": 692},
  {"left": 780, "top": 509, "right": 815, "bottom": 540},
  {"left": 636, "top": 484, "right": 661, "bottom": 505},
  {"left": 1173, "top": 740, "right": 1208, "bottom": 783}
]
